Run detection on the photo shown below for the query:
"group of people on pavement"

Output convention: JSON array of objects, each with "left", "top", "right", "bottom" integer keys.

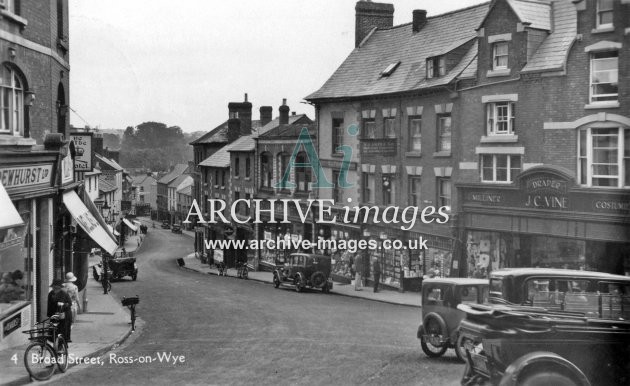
[
  {"left": 354, "top": 252, "right": 381, "bottom": 293},
  {"left": 47, "top": 272, "right": 81, "bottom": 343}
]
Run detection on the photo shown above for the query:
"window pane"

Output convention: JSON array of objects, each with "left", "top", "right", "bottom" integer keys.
[
  {"left": 510, "top": 156, "right": 521, "bottom": 181},
  {"left": 496, "top": 155, "right": 508, "bottom": 181},
  {"left": 385, "top": 118, "right": 395, "bottom": 138},
  {"left": 593, "top": 177, "right": 617, "bottom": 187},
  {"left": 439, "top": 116, "right": 451, "bottom": 151},
  {"left": 579, "top": 129, "right": 587, "bottom": 156}
]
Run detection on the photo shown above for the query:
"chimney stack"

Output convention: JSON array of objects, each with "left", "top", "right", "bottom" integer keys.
[
  {"left": 412, "top": 10, "right": 427, "bottom": 32},
  {"left": 227, "top": 94, "right": 253, "bottom": 136},
  {"left": 355, "top": 1, "right": 394, "bottom": 48},
  {"left": 279, "top": 99, "right": 290, "bottom": 125},
  {"left": 227, "top": 118, "right": 241, "bottom": 143},
  {"left": 260, "top": 106, "right": 273, "bottom": 126}
]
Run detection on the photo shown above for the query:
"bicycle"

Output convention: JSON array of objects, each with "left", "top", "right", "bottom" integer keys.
[{"left": 22, "top": 314, "right": 69, "bottom": 381}]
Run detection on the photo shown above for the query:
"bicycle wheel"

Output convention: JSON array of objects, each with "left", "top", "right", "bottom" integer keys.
[
  {"left": 55, "top": 336, "right": 69, "bottom": 372},
  {"left": 24, "top": 341, "right": 56, "bottom": 381}
]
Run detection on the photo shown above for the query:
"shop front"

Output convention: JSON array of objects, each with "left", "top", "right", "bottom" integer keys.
[
  {"left": 460, "top": 166, "right": 630, "bottom": 278},
  {"left": 315, "top": 206, "right": 361, "bottom": 284}
]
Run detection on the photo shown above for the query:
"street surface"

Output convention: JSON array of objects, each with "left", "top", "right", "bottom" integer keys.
[{"left": 52, "top": 227, "right": 464, "bottom": 385}]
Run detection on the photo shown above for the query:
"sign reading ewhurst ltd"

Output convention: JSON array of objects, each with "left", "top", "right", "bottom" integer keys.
[{"left": 0, "top": 164, "right": 53, "bottom": 192}]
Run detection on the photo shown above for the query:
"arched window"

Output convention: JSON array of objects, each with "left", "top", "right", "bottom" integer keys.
[
  {"left": 0, "top": 65, "right": 25, "bottom": 136},
  {"left": 295, "top": 152, "right": 311, "bottom": 192},
  {"left": 260, "top": 152, "right": 272, "bottom": 188}
]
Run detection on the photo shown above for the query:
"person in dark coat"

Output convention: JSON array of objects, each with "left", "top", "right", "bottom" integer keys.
[
  {"left": 47, "top": 279, "right": 72, "bottom": 343},
  {"left": 372, "top": 256, "right": 381, "bottom": 293}
]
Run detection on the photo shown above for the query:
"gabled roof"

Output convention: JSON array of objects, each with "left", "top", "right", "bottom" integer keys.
[
  {"left": 259, "top": 122, "right": 317, "bottom": 139},
  {"left": 199, "top": 137, "right": 246, "bottom": 168},
  {"left": 158, "top": 163, "right": 189, "bottom": 184},
  {"left": 190, "top": 120, "right": 262, "bottom": 145},
  {"left": 177, "top": 184, "right": 193, "bottom": 196},
  {"left": 228, "top": 114, "right": 312, "bottom": 153},
  {"left": 522, "top": 0, "right": 576, "bottom": 73},
  {"left": 305, "top": 3, "right": 489, "bottom": 100},
  {"left": 506, "top": 0, "right": 551, "bottom": 30},
  {"left": 132, "top": 175, "right": 153, "bottom": 185},
  {"left": 95, "top": 153, "right": 123, "bottom": 171},
  {"left": 98, "top": 178, "right": 117, "bottom": 193},
  {"left": 168, "top": 174, "right": 193, "bottom": 189}
]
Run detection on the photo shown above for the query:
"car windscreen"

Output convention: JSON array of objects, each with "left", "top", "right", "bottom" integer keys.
[
  {"left": 489, "top": 278, "right": 503, "bottom": 298},
  {"left": 459, "top": 286, "right": 480, "bottom": 304}
]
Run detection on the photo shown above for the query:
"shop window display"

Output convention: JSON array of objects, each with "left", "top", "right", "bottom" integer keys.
[{"left": 0, "top": 209, "right": 31, "bottom": 318}]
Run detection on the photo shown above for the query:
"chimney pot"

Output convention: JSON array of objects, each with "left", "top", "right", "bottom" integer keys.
[
  {"left": 260, "top": 106, "right": 273, "bottom": 126},
  {"left": 282, "top": 98, "right": 287, "bottom": 105},
  {"left": 244, "top": 93, "right": 248, "bottom": 102},
  {"left": 412, "top": 9, "right": 427, "bottom": 32},
  {"left": 279, "top": 99, "right": 290, "bottom": 125}
]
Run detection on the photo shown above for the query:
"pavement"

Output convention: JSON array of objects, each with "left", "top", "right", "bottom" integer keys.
[{"left": 0, "top": 233, "right": 146, "bottom": 385}]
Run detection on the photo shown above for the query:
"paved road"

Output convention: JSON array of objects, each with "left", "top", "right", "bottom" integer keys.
[{"left": 52, "top": 227, "right": 464, "bottom": 385}]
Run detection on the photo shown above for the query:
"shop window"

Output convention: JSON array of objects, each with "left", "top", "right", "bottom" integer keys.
[
  {"left": 481, "top": 154, "right": 521, "bottom": 183},
  {"left": 409, "top": 177, "right": 421, "bottom": 207},
  {"left": 437, "top": 178, "right": 451, "bottom": 210},
  {"left": 596, "top": 0, "right": 614, "bottom": 29},
  {"left": 260, "top": 153, "right": 272, "bottom": 188},
  {"left": 0, "top": 209, "right": 31, "bottom": 318},
  {"left": 362, "top": 173, "right": 375, "bottom": 203},
  {"left": 0, "top": 65, "right": 25, "bottom": 137},
  {"left": 234, "top": 157, "right": 240, "bottom": 177},
  {"left": 295, "top": 152, "right": 311, "bottom": 193},
  {"left": 579, "top": 127, "right": 629, "bottom": 188},
  {"left": 408, "top": 117, "right": 422, "bottom": 152},
  {"left": 332, "top": 117, "right": 344, "bottom": 154},
  {"left": 590, "top": 51, "right": 618, "bottom": 103},
  {"left": 382, "top": 175, "right": 395, "bottom": 205},
  {"left": 486, "top": 102, "right": 515, "bottom": 135},
  {"left": 437, "top": 114, "right": 451, "bottom": 152},
  {"left": 493, "top": 42, "right": 509, "bottom": 70}
]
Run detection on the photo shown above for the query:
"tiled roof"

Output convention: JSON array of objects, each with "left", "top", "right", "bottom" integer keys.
[
  {"left": 98, "top": 178, "right": 117, "bottom": 193},
  {"left": 522, "top": 0, "right": 576, "bottom": 73},
  {"left": 458, "top": 53, "right": 478, "bottom": 80},
  {"left": 168, "top": 174, "right": 192, "bottom": 189},
  {"left": 177, "top": 184, "right": 192, "bottom": 196},
  {"left": 506, "top": 0, "right": 551, "bottom": 31},
  {"left": 228, "top": 114, "right": 312, "bottom": 152},
  {"left": 227, "top": 134, "right": 256, "bottom": 153},
  {"left": 305, "top": 3, "right": 489, "bottom": 100},
  {"left": 259, "top": 122, "right": 317, "bottom": 139},
  {"left": 95, "top": 153, "right": 123, "bottom": 171},
  {"left": 190, "top": 120, "right": 262, "bottom": 145},
  {"left": 199, "top": 145, "right": 232, "bottom": 168},
  {"left": 158, "top": 163, "right": 189, "bottom": 184}
]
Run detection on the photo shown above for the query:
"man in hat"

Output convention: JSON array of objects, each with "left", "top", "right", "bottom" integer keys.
[
  {"left": 64, "top": 272, "right": 81, "bottom": 323},
  {"left": 47, "top": 279, "right": 72, "bottom": 342}
]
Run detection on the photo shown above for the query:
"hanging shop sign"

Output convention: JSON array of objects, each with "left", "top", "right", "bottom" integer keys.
[
  {"left": 0, "top": 164, "right": 54, "bottom": 193},
  {"left": 61, "top": 151, "right": 74, "bottom": 185},
  {"left": 69, "top": 132, "right": 93, "bottom": 172}
]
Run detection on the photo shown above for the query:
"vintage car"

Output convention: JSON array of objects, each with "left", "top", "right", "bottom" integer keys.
[
  {"left": 92, "top": 251, "right": 138, "bottom": 281},
  {"left": 161, "top": 220, "right": 170, "bottom": 229},
  {"left": 416, "top": 278, "right": 489, "bottom": 361},
  {"left": 171, "top": 224, "right": 182, "bottom": 234},
  {"left": 487, "top": 268, "right": 630, "bottom": 317},
  {"left": 273, "top": 253, "right": 333, "bottom": 293},
  {"left": 458, "top": 303, "right": 630, "bottom": 386}
]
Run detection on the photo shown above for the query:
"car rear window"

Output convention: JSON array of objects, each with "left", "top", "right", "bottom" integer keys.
[
  {"left": 489, "top": 278, "right": 503, "bottom": 297},
  {"left": 460, "top": 286, "right": 479, "bottom": 304}
]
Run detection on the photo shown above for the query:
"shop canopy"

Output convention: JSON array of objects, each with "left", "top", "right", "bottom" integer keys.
[
  {"left": 62, "top": 190, "right": 118, "bottom": 255},
  {"left": 122, "top": 218, "right": 138, "bottom": 232},
  {"left": 107, "top": 224, "right": 120, "bottom": 237},
  {"left": 0, "top": 180, "right": 23, "bottom": 229}
]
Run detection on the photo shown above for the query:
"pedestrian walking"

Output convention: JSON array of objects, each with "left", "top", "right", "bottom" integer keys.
[
  {"left": 372, "top": 256, "right": 381, "bottom": 293},
  {"left": 354, "top": 251, "right": 364, "bottom": 291},
  {"left": 63, "top": 272, "right": 81, "bottom": 322},
  {"left": 47, "top": 279, "right": 72, "bottom": 342}
]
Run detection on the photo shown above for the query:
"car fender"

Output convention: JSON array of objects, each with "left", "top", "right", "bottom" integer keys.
[
  {"left": 417, "top": 324, "right": 425, "bottom": 339},
  {"left": 498, "top": 351, "right": 591, "bottom": 386},
  {"left": 422, "top": 312, "right": 448, "bottom": 337}
]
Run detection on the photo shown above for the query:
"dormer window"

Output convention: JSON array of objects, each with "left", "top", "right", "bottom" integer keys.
[
  {"left": 381, "top": 61, "right": 400, "bottom": 77},
  {"left": 426, "top": 56, "right": 445, "bottom": 79},
  {"left": 492, "top": 42, "right": 509, "bottom": 70},
  {"left": 596, "top": 0, "right": 614, "bottom": 30}
]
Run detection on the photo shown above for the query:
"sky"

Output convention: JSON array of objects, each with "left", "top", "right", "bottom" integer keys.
[{"left": 69, "top": 0, "right": 487, "bottom": 133}]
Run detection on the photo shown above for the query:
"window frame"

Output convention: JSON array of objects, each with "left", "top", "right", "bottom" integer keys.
[
  {"left": 0, "top": 65, "right": 25, "bottom": 136},
  {"left": 332, "top": 117, "right": 344, "bottom": 154},
  {"left": 363, "top": 119, "right": 376, "bottom": 139},
  {"left": 384, "top": 117, "right": 396, "bottom": 139},
  {"left": 260, "top": 153, "right": 272, "bottom": 188},
  {"left": 332, "top": 170, "right": 341, "bottom": 203},
  {"left": 245, "top": 157, "right": 251, "bottom": 178},
  {"left": 596, "top": 0, "right": 614, "bottom": 29},
  {"left": 362, "top": 173, "right": 375, "bottom": 204},
  {"left": 234, "top": 157, "right": 240, "bottom": 177},
  {"left": 295, "top": 152, "right": 311, "bottom": 193},
  {"left": 437, "top": 178, "right": 451, "bottom": 210},
  {"left": 590, "top": 51, "right": 618, "bottom": 103},
  {"left": 578, "top": 127, "right": 629, "bottom": 188},
  {"left": 437, "top": 114, "right": 452, "bottom": 152},
  {"left": 426, "top": 56, "right": 446, "bottom": 78},
  {"left": 492, "top": 41, "right": 509, "bottom": 70},
  {"left": 486, "top": 101, "right": 516, "bottom": 136},
  {"left": 480, "top": 154, "right": 521, "bottom": 183},
  {"left": 382, "top": 174, "right": 395, "bottom": 206},
  {"left": 408, "top": 116, "right": 422, "bottom": 152},
  {"left": 409, "top": 176, "right": 421, "bottom": 206}
]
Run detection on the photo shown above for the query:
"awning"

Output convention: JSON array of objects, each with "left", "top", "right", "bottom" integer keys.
[
  {"left": 123, "top": 218, "right": 138, "bottom": 232},
  {"left": 107, "top": 224, "right": 120, "bottom": 237},
  {"left": 0, "top": 181, "right": 23, "bottom": 229},
  {"left": 133, "top": 220, "right": 142, "bottom": 227},
  {"left": 63, "top": 191, "right": 118, "bottom": 255}
]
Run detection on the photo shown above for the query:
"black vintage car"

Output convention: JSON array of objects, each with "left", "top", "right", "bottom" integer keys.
[
  {"left": 273, "top": 253, "right": 333, "bottom": 293},
  {"left": 171, "top": 224, "right": 182, "bottom": 234},
  {"left": 459, "top": 268, "right": 630, "bottom": 386},
  {"left": 161, "top": 220, "right": 170, "bottom": 229},
  {"left": 93, "top": 251, "right": 138, "bottom": 281}
]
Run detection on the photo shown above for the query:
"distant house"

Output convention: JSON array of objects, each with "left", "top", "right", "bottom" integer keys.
[
  {"left": 95, "top": 153, "right": 124, "bottom": 220},
  {"left": 168, "top": 174, "right": 193, "bottom": 223},
  {"left": 132, "top": 174, "right": 158, "bottom": 214},
  {"left": 157, "top": 163, "right": 189, "bottom": 222}
]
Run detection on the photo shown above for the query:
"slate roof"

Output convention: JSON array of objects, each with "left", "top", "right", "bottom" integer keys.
[
  {"left": 522, "top": 0, "right": 577, "bottom": 73},
  {"left": 259, "top": 122, "right": 317, "bottom": 139},
  {"left": 98, "top": 179, "right": 117, "bottom": 193},
  {"left": 190, "top": 120, "right": 262, "bottom": 145},
  {"left": 158, "top": 163, "right": 189, "bottom": 184},
  {"left": 177, "top": 184, "right": 193, "bottom": 196},
  {"left": 168, "top": 174, "right": 192, "bottom": 189},
  {"left": 228, "top": 114, "right": 312, "bottom": 153},
  {"left": 95, "top": 153, "right": 123, "bottom": 171},
  {"left": 305, "top": 3, "right": 489, "bottom": 100},
  {"left": 506, "top": 0, "right": 551, "bottom": 30}
]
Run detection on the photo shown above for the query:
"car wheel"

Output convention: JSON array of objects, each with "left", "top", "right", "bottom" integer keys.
[
  {"left": 294, "top": 276, "right": 304, "bottom": 293},
  {"left": 322, "top": 282, "right": 330, "bottom": 294},
  {"left": 519, "top": 370, "right": 577, "bottom": 386},
  {"left": 420, "top": 317, "right": 448, "bottom": 358},
  {"left": 455, "top": 333, "right": 469, "bottom": 363},
  {"left": 273, "top": 274, "right": 280, "bottom": 288}
]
